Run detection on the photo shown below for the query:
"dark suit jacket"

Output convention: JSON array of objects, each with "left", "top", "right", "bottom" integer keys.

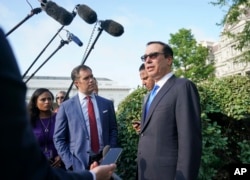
[
  {"left": 137, "top": 75, "right": 202, "bottom": 180},
  {"left": 54, "top": 94, "right": 118, "bottom": 171},
  {"left": 0, "top": 27, "right": 93, "bottom": 179}
]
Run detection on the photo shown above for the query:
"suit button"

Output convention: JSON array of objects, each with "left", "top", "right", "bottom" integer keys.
[{"left": 141, "top": 133, "right": 144, "bottom": 136}]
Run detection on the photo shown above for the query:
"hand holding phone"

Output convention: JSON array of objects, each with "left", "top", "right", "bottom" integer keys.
[
  {"left": 132, "top": 121, "right": 140, "bottom": 126},
  {"left": 100, "top": 148, "right": 123, "bottom": 165},
  {"left": 132, "top": 121, "right": 141, "bottom": 134}
]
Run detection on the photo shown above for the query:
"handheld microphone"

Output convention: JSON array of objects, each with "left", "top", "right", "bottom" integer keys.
[
  {"left": 100, "top": 20, "right": 124, "bottom": 37},
  {"left": 76, "top": 4, "right": 97, "bottom": 24},
  {"left": 41, "top": 1, "right": 74, "bottom": 25},
  {"left": 67, "top": 32, "right": 83, "bottom": 47}
]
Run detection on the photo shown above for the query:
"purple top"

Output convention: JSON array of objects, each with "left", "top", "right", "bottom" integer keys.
[{"left": 32, "top": 113, "right": 58, "bottom": 161}]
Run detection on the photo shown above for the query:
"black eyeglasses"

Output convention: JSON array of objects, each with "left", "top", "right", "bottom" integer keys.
[
  {"left": 141, "top": 52, "right": 165, "bottom": 62},
  {"left": 56, "top": 96, "right": 64, "bottom": 100}
]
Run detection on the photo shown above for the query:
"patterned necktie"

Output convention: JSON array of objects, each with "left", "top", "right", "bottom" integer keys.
[
  {"left": 145, "top": 85, "right": 159, "bottom": 115},
  {"left": 87, "top": 96, "right": 99, "bottom": 153}
]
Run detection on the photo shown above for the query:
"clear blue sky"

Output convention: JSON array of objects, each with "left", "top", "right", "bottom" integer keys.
[{"left": 0, "top": 0, "right": 225, "bottom": 89}]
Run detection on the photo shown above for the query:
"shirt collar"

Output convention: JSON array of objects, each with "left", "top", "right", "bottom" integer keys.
[
  {"left": 78, "top": 92, "right": 95, "bottom": 101},
  {"left": 155, "top": 72, "right": 174, "bottom": 89}
]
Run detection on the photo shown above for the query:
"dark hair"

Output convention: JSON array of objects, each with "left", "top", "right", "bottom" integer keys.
[
  {"left": 28, "top": 88, "right": 54, "bottom": 126},
  {"left": 147, "top": 41, "right": 173, "bottom": 57},
  {"left": 139, "top": 63, "right": 145, "bottom": 71},
  {"left": 71, "top": 64, "right": 92, "bottom": 81}
]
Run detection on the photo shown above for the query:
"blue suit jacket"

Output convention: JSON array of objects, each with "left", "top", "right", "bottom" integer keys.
[{"left": 53, "top": 94, "right": 118, "bottom": 171}]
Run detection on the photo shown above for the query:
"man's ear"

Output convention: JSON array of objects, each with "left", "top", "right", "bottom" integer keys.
[{"left": 167, "top": 56, "right": 173, "bottom": 65}]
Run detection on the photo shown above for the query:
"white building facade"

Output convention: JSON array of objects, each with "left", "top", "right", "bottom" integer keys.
[
  {"left": 203, "top": 7, "right": 250, "bottom": 77},
  {"left": 24, "top": 76, "right": 131, "bottom": 110}
]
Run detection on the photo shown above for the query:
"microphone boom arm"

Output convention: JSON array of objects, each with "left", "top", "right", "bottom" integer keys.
[
  {"left": 65, "top": 27, "right": 104, "bottom": 100},
  {"left": 22, "top": 9, "right": 77, "bottom": 79},
  {"left": 24, "top": 39, "right": 69, "bottom": 84},
  {"left": 5, "top": 7, "right": 42, "bottom": 37},
  {"left": 22, "top": 25, "right": 65, "bottom": 79}
]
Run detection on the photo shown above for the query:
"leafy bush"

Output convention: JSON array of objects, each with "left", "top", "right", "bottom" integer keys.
[
  {"left": 116, "top": 87, "right": 147, "bottom": 179},
  {"left": 198, "top": 113, "right": 230, "bottom": 179}
]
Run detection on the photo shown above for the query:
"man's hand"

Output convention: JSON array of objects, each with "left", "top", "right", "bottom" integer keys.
[
  {"left": 51, "top": 155, "right": 62, "bottom": 168},
  {"left": 90, "top": 162, "right": 116, "bottom": 180},
  {"left": 132, "top": 121, "right": 141, "bottom": 134}
]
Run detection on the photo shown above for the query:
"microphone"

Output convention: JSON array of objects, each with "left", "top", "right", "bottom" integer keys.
[
  {"left": 76, "top": 4, "right": 97, "bottom": 24},
  {"left": 100, "top": 20, "right": 124, "bottom": 37},
  {"left": 41, "top": 1, "right": 74, "bottom": 25},
  {"left": 67, "top": 32, "right": 83, "bottom": 47}
]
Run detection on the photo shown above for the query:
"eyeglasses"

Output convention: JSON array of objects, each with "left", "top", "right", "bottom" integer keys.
[
  {"left": 141, "top": 52, "right": 165, "bottom": 62},
  {"left": 56, "top": 96, "right": 64, "bottom": 100}
]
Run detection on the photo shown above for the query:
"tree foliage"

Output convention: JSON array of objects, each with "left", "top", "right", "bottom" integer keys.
[
  {"left": 168, "top": 28, "right": 215, "bottom": 83},
  {"left": 211, "top": 0, "right": 250, "bottom": 60}
]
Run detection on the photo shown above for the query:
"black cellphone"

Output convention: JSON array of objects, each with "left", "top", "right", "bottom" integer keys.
[{"left": 100, "top": 147, "right": 123, "bottom": 165}]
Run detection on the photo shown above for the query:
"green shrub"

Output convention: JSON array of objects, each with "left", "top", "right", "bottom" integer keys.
[{"left": 116, "top": 87, "right": 147, "bottom": 179}]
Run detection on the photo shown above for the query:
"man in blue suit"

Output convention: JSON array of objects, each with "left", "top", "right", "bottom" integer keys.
[
  {"left": 137, "top": 41, "right": 202, "bottom": 179},
  {"left": 0, "top": 27, "right": 116, "bottom": 180},
  {"left": 54, "top": 64, "right": 118, "bottom": 171}
]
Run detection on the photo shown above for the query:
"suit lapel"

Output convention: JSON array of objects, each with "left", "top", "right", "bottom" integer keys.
[
  {"left": 141, "top": 75, "right": 176, "bottom": 131},
  {"left": 141, "top": 93, "right": 150, "bottom": 125},
  {"left": 73, "top": 95, "right": 89, "bottom": 132},
  {"left": 94, "top": 95, "right": 104, "bottom": 127}
]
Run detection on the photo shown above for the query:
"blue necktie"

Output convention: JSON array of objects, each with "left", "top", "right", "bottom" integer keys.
[{"left": 145, "top": 85, "right": 159, "bottom": 115}]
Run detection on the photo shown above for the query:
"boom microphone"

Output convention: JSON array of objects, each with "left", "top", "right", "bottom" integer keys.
[
  {"left": 41, "top": 1, "right": 74, "bottom": 25},
  {"left": 76, "top": 4, "right": 97, "bottom": 24},
  {"left": 100, "top": 20, "right": 124, "bottom": 37},
  {"left": 67, "top": 32, "right": 83, "bottom": 47}
]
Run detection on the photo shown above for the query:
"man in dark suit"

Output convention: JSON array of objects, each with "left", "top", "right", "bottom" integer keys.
[
  {"left": 54, "top": 64, "right": 118, "bottom": 171},
  {"left": 137, "top": 41, "right": 202, "bottom": 179},
  {"left": 0, "top": 27, "right": 116, "bottom": 180}
]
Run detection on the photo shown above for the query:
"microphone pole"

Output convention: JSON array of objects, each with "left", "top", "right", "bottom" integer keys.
[
  {"left": 24, "top": 39, "right": 69, "bottom": 84},
  {"left": 5, "top": 7, "right": 42, "bottom": 37},
  {"left": 22, "top": 10, "right": 77, "bottom": 79},
  {"left": 22, "top": 25, "right": 64, "bottom": 79},
  {"left": 64, "top": 26, "right": 104, "bottom": 100}
]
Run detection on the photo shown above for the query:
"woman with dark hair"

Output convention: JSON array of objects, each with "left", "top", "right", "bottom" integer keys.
[{"left": 27, "top": 88, "right": 64, "bottom": 169}]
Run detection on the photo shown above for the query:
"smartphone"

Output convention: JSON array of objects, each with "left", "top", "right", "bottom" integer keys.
[{"left": 100, "top": 147, "right": 123, "bottom": 165}]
